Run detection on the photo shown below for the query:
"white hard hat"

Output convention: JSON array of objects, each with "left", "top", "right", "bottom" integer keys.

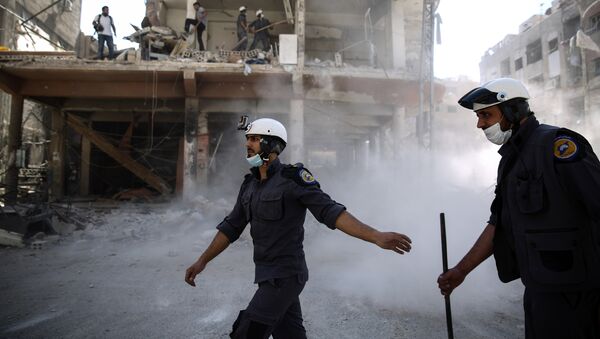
[
  {"left": 246, "top": 118, "right": 287, "bottom": 144},
  {"left": 459, "top": 78, "right": 530, "bottom": 111},
  {"left": 256, "top": 9, "right": 263, "bottom": 16},
  {"left": 239, "top": 6, "right": 246, "bottom": 12}
]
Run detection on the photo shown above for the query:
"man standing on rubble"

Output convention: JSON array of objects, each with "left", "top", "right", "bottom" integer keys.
[
  {"left": 437, "top": 78, "right": 600, "bottom": 338},
  {"left": 249, "top": 9, "right": 272, "bottom": 51},
  {"left": 192, "top": 2, "right": 207, "bottom": 51},
  {"left": 93, "top": 6, "right": 117, "bottom": 60},
  {"left": 233, "top": 6, "right": 248, "bottom": 51},
  {"left": 185, "top": 118, "right": 412, "bottom": 338}
]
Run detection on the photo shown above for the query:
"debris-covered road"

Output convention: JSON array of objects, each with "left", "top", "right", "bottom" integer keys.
[{"left": 0, "top": 199, "right": 525, "bottom": 338}]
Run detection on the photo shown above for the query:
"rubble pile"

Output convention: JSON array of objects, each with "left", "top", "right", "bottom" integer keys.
[{"left": 122, "top": 25, "right": 275, "bottom": 65}]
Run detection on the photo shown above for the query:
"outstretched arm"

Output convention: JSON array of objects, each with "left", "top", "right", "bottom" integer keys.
[
  {"left": 437, "top": 223, "right": 495, "bottom": 295},
  {"left": 335, "top": 211, "right": 412, "bottom": 254},
  {"left": 184, "top": 231, "right": 230, "bottom": 286}
]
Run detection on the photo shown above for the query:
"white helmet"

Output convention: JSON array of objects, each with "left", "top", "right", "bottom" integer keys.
[
  {"left": 459, "top": 78, "right": 530, "bottom": 111},
  {"left": 246, "top": 118, "right": 287, "bottom": 144},
  {"left": 256, "top": 9, "right": 263, "bottom": 16},
  {"left": 239, "top": 6, "right": 246, "bottom": 12}
]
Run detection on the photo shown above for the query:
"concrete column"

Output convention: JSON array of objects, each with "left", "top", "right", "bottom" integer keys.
[
  {"left": 183, "top": 97, "right": 199, "bottom": 198},
  {"left": 392, "top": 106, "right": 406, "bottom": 162},
  {"left": 5, "top": 94, "right": 24, "bottom": 204},
  {"left": 158, "top": 1, "right": 168, "bottom": 26},
  {"left": 80, "top": 127, "right": 91, "bottom": 196},
  {"left": 289, "top": 100, "right": 304, "bottom": 162},
  {"left": 50, "top": 109, "right": 65, "bottom": 201},
  {"left": 373, "top": 129, "right": 382, "bottom": 165},
  {"left": 196, "top": 111, "right": 209, "bottom": 188},
  {"left": 290, "top": 0, "right": 306, "bottom": 164},
  {"left": 386, "top": 1, "right": 406, "bottom": 70}
]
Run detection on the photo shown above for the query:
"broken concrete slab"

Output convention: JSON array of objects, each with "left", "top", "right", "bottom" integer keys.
[{"left": 0, "top": 229, "right": 24, "bottom": 248}]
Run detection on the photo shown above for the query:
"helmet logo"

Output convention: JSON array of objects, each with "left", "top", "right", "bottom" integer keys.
[{"left": 497, "top": 92, "right": 508, "bottom": 102}]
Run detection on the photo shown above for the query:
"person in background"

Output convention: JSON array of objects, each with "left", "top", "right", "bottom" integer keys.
[
  {"left": 249, "top": 9, "right": 272, "bottom": 51},
  {"left": 92, "top": 6, "right": 116, "bottom": 60},
  {"left": 233, "top": 6, "right": 248, "bottom": 51}
]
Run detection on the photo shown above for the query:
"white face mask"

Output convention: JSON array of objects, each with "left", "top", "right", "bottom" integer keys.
[{"left": 484, "top": 122, "right": 512, "bottom": 145}]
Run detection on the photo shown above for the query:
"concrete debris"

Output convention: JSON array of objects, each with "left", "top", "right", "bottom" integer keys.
[
  {"left": 30, "top": 240, "right": 46, "bottom": 250},
  {"left": 0, "top": 229, "right": 24, "bottom": 247}
]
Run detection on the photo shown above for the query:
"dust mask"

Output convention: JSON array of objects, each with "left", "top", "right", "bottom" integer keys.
[
  {"left": 484, "top": 121, "right": 512, "bottom": 145},
  {"left": 246, "top": 154, "right": 264, "bottom": 167}
]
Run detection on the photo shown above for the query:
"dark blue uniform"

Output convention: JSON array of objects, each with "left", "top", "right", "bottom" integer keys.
[
  {"left": 217, "top": 158, "right": 346, "bottom": 338},
  {"left": 249, "top": 18, "right": 271, "bottom": 51},
  {"left": 234, "top": 13, "right": 247, "bottom": 51},
  {"left": 490, "top": 116, "right": 600, "bottom": 339}
]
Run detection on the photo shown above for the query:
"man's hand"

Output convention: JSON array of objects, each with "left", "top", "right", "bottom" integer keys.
[
  {"left": 374, "top": 232, "right": 412, "bottom": 254},
  {"left": 437, "top": 267, "right": 466, "bottom": 296},
  {"left": 184, "top": 261, "right": 206, "bottom": 287}
]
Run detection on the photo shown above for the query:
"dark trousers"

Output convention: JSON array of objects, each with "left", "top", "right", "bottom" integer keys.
[
  {"left": 230, "top": 275, "right": 307, "bottom": 339},
  {"left": 249, "top": 34, "right": 270, "bottom": 51},
  {"left": 524, "top": 288, "right": 600, "bottom": 339},
  {"left": 234, "top": 32, "right": 248, "bottom": 51},
  {"left": 97, "top": 34, "right": 114, "bottom": 59},
  {"left": 196, "top": 22, "right": 206, "bottom": 51}
]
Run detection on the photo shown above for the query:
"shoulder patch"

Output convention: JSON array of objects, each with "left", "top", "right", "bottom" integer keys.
[
  {"left": 554, "top": 135, "right": 579, "bottom": 161},
  {"left": 282, "top": 164, "right": 320, "bottom": 187},
  {"left": 299, "top": 169, "right": 316, "bottom": 185}
]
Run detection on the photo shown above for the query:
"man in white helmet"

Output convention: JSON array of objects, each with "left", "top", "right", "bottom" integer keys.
[
  {"left": 185, "top": 117, "right": 412, "bottom": 338},
  {"left": 438, "top": 78, "right": 600, "bottom": 338},
  {"left": 249, "top": 9, "right": 272, "bottom": 51},
  {"left": 233, "top": 6, "right": 248, "bottom": 51}
]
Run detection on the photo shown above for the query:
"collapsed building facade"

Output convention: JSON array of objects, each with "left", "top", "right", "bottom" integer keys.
[
  {"left": 479, "top": 0, "right": 600, "bottom": 141},
  {"left": 0, "top": 0, "right": 443, "bottom": 206}
]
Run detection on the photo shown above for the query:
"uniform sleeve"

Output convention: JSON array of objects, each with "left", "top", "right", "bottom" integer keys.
[
  {"left": 294, "top": 184, "right": 346, "bottom": 230},
  {"left": 216, "top": 181, "right": 249, "bottom": 242},
  {"left": 554, "top": 135, "right": 600, "bottom": 222}
]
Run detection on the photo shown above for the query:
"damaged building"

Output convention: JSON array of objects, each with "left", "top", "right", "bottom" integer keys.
[
  {"left": 479, "top": 0, "right": 600, "bottom": 143},
  {"left": 0, "top": 0, "right": 443, "bottom": 211}
]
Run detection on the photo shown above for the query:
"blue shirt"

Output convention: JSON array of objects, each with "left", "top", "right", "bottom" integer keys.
[{"left": 217, "top": 158, "right": 346, "bottom": 283}]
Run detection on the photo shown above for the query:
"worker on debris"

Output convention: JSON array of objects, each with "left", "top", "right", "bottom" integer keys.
[
  {"left": 93, "top": 6, "right": 117, "bottom": 60},
  {"left": 192, "top": 2, "right": 207, "bottom": 51},
  {"left": 233, "top": 6, "right": 248, "bottom": 51},
  {"left": 185, "top": 118, "right": 412, "bottom": 338},
  {"left": 437, "top": 78, "right": 600, "bottom": 339},
  {"left": 249, "top": 9, "right": 272, "bottom": 51}
]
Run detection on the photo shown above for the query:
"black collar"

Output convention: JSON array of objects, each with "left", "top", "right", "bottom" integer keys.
[
  {"left": 250, "top": 158, "right": 283, "bottom": 180},
  {"left": 498, "top": 115, "right": 539, "bottom": 157}
]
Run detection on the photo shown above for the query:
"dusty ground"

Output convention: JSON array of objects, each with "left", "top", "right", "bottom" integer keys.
[{"left": 0, "top": 199, "right": 526, "bottom": 339}]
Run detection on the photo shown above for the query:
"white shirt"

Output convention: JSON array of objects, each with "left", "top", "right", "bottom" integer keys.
[{"left": 97, "top": 15, "right": 113, "bottom": 36}]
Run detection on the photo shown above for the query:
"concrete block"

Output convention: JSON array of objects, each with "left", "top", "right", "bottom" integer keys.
[
  {"left": 279, "top": 34, "right": 298, "bottom": 65},
  {"left": 30, "top": 240, "right": 46, "bottom": 250}
]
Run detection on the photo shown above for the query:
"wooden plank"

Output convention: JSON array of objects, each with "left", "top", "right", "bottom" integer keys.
[{"left": 65, "top": 114, "right": 172, "bottom": 195}]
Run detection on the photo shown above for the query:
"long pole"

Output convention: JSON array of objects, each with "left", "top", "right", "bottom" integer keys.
[{"left": 440, "top": 212, "right": 454, "bottom": 339}]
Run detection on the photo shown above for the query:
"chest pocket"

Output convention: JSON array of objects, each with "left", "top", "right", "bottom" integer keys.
[
  {"left": 514, "top": 173, "right": 545, "bottom": 214},
  {"left": 242, "top": 192, "right": 252, "bottom": 221},
  {"left": 257, "top": 191, "right": 284, "bottom": 221}
]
